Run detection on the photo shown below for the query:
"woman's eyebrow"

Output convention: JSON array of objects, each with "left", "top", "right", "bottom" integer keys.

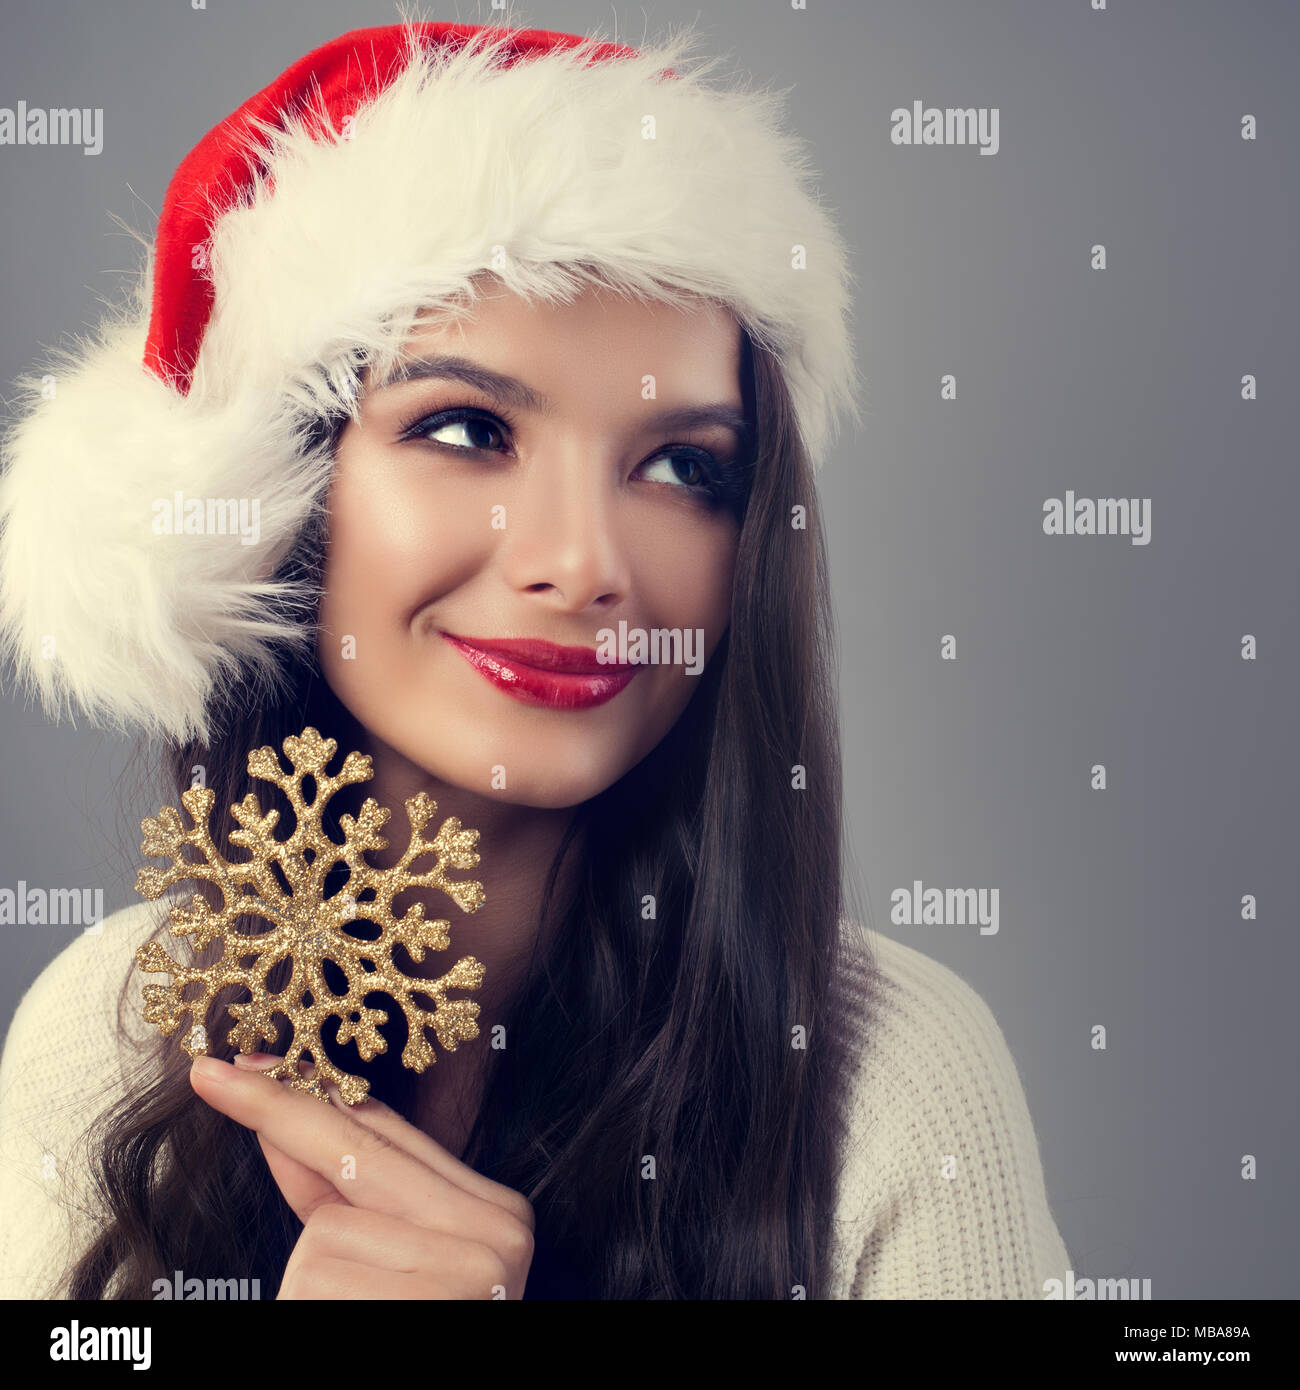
[
  {"left": 647, "top": 403, "right": 752, "bottom": 442},
  {"left": 372, "top": 353, "right": 751, "bottom": 440},
  {"left": 373, "top": 354, "right": 553, "bottom": 414}
]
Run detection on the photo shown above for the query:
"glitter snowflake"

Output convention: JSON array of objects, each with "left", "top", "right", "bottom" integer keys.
[{"left": 133, "top": 726, "right": 486, "bottom": 1105}]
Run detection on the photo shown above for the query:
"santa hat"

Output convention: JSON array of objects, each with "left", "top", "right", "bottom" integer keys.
[{"left": 0, "top": 19, "right": 859, "bottom": 745}]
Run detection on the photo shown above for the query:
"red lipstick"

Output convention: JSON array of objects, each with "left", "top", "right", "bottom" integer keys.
[{"left": 440, "top": 633, "right": 641, "bottom": 710}]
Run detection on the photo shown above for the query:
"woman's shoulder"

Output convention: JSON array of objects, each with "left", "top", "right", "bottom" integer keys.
[
  {"left": 2, "top": 898, "right": 165, "bottom": 1066},
  {"left": 0, "top": 896, "right": 166, "bottom": 1138},
  {"left": 834, "top": 922, "right": 1024, "bottom": 1102},
  {"left": 828, "top": 921, "right": 1070, "bottom": 1298},
  {"left": 0, "top": 898, "right": 166, "bottom": 1299},
  {"left": 840, "top": 924, "right": 1020, "bottom": 1064}
]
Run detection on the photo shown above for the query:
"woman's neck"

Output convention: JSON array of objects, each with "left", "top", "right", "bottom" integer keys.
[
  {"left": 354, "top": 726, "right": 585, "bottom": 1148},
  {"left": 359, "top": 729, "right": 581, "bottom": 1012}
]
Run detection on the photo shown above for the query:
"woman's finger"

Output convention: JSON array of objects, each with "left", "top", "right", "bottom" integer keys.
[
  {"left": 276, "top": 1254, "right": 436, "bottom": 1301},
  {"left": 289, "top": 1203, "right": 525, "bottom": 1297},
  {"left": 231, "top": 1052, "right": 533, "bottom": 1228},
  {"left": 196, "top": 1069, "right": 350, "bottom": 1221},
  {"left": 188, "top": 1055, "right": 515, "bottom": 1243},
  {"left": 253, "top": 1130, "right": 350, "bottom": 1221}
]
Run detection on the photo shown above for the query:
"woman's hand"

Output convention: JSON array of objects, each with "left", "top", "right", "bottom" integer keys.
[{"left": 189, "top": 1053, "right": 534, "bottom": 1300}]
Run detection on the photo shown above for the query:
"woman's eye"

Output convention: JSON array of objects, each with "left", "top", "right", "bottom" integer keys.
[
  {"left": 638, "top": 451, "right": 714, "bottom": 490},
  {"left": 403, "top": 413, "right": 725, "bottom": 499},
  {"left": 415, "top": 411, "right": 509, "bottom": 453}
]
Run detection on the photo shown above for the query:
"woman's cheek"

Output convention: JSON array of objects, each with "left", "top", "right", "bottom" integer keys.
[
  {"left": 326, "top": 464, "right": 487, "bottom": 625},
  {"left": 637, "top": 512, "right": 738, "bottom": 644}
]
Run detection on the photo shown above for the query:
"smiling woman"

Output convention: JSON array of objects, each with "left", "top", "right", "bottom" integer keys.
[
  {"left": 320, "top": 283, "right": 746, "bottom": 811},
  {"left": 0, "top": 18, "right": 1069, "bottom": 1301}
]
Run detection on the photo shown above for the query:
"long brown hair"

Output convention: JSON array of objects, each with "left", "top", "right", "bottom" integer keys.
[{"left": 64, "top": 333, "right": 873, "bottom": 1299}]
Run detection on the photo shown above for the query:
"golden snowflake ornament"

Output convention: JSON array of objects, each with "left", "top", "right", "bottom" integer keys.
[{"left": 133, "top": 726, "right": 486, "bottom": 1105}]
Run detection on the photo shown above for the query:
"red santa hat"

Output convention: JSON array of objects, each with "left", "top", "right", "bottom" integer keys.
[{"left": 0, "top": 19, "right": 859, "bottom": 744}]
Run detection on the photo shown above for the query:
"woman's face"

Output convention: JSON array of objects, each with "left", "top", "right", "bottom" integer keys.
[{"left": 317, "top": 281, "right": 747, "bottom": 809}]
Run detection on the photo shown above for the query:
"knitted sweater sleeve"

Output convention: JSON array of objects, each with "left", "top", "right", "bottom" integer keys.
[
  {"left": 0, "top": 902, "right": 161, "bottom": 1299},
  {"left": 828, "top": 932, "right": 1070, "bottom": 1299}
]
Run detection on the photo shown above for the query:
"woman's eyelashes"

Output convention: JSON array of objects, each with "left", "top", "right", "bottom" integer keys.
[
  {"left": 402, "top": 405, "right": 513, "bottom": 455},
  {"left": 395, "top": 403, "right": 740, "bottom": 502}
]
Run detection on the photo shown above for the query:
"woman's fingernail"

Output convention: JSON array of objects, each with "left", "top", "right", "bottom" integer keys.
[
  {"left": 233, "top": 1052, "right": 281, "bottom": 1070},
  {"left": 192, "top": 1056, "right": 230, "bottom": 1082}
]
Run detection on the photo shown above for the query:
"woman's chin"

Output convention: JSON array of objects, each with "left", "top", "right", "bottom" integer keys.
[
  {"left": 375, "top": 739, "right": 627, "bottom": 813},
  {"left": 455, "top": 765, "right": 624, "bottom": 812}
]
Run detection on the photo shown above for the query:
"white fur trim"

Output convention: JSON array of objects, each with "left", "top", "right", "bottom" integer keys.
[
  {"left": 0, "top": 24, "right": 859, "bottom": 743},
  {"left": 193, "top": 26, "right": 861, "bottom": 456},
  {"left": 0, "top": 305, "right": 331, "bottom": 743}
]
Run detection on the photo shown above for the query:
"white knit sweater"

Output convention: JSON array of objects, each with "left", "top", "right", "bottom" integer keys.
[{"left": 0, "top": 900, "right": 1069, "bottom": 1299}]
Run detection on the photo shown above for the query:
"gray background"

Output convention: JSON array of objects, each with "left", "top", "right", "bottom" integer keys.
[{"left": 1, "top": 0, "right": 1296, "bottom": 1298}]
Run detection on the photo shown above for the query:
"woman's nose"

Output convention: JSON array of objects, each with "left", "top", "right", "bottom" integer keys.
[{"left": 497, "top": 447, "right": 632, "bottom": 612}]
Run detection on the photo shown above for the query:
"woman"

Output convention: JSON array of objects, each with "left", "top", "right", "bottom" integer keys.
[{"left": 0, "top": 18, "right": 1070, "bottom": 1299}]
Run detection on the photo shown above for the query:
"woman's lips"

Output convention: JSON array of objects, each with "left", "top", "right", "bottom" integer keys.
[{"left": 440, "top": 632, "right": 641, "bottom": 710}]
